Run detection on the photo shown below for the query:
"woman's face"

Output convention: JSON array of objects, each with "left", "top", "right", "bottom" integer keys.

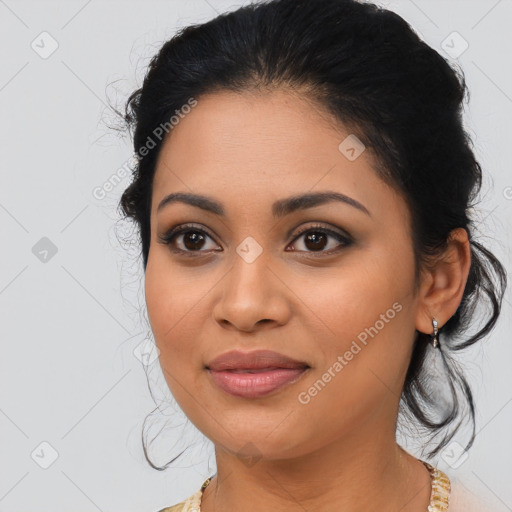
[{"left": 145, "top": 88, "right": 425, "bottom": 460}]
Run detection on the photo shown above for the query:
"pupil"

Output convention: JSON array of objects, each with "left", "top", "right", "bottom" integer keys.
[
  {"left": 305, "top": 232, "right": 326, "bottom": 251},
  {"left": 184, "top": 231, "right": 205, "bottom": 250}
]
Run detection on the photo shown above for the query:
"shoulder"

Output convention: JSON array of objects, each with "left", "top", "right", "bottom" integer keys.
[
  {"left": 449, "top": 478, "right": 499, "bottom": 512},
  {"left": 154, "top": 488, "right": 203, "bottom": 512}
]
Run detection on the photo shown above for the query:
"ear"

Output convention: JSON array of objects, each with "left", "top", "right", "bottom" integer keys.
[{"left": 415, "top": 227, "right": 472, "bottom": 335}]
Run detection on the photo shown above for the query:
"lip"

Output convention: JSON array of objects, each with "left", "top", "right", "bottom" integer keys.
[
  {"left": 206, "top": 349, "right": 309, "bottom": 371},
  {"left": 205, "top": 349, "right": 310, "bottom": 398}
]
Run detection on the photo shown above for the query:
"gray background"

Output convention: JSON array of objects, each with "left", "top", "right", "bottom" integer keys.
[{"left": 0, "top": 0, "right": 511, "bottom": 511}]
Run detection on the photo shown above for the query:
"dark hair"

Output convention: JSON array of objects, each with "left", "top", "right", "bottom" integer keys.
[{"left": 116, "top": 0, "right": 507, "bottom": 467}]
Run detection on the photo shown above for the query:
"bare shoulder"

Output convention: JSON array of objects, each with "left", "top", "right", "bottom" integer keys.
[{"left": 449, "top": 479, "right": 500, "bottom": 512}]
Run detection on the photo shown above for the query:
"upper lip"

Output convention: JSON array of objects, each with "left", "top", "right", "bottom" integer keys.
[{"left": 206, "top": 349, "right": 310, "bottom": 371}]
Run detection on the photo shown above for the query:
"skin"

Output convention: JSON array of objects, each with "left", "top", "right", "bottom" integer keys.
[{"left": 144, "top": 88, "right": 471, "bottom": 512}]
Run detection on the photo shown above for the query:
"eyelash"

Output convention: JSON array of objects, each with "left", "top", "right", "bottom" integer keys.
[{"left": 158, "top": 222, "right": 353, "bottom": 257}]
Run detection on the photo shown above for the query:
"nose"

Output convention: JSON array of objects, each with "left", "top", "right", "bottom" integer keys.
[{"left": 212, "top": 250, "right": 292, "bottom": 333}]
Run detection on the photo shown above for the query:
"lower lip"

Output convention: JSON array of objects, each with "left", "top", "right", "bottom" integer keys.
[{"left": 207, "top": 368, "right": 309, "bottom": 398}]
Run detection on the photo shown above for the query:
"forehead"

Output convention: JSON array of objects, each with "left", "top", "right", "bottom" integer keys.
[
  {"left": 151, "top": 88, "right": 407, "bottom": 225},
  {"left": 154, "top": 88, "right": 340, "bottom": 177}
]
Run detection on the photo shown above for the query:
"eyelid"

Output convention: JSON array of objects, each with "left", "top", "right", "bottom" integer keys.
[
  {"left": 291, "top": 222, "right": 352, "bottom": 241},
  {"left": 157, "top": 222, "right": 219, "bottom": 245}
]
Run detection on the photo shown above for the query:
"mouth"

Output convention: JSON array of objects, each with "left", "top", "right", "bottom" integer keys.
[
  {"left": 205, "top": 349, "right": 310, "bottom": 398},
  {"left": 222, "top": 367, "right": 296, "bottom": 373}
]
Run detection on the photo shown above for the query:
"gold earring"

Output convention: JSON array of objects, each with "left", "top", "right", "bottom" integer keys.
[{"left": 431, "top": 318, "right": 439, "bottom": 348}]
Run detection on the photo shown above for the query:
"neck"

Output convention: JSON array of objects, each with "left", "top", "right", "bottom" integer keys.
[{"left": 200, "top": 423, "right": 432, "bottom": 512}]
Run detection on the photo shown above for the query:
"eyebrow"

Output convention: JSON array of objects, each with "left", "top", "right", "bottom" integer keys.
[{"left": 157, "top": 191, "right": 371, "bottom": 218}]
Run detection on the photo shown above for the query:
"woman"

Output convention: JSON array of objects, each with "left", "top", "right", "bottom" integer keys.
[{"left": 117, "top": 0, "right": 507, "bottom": 510}]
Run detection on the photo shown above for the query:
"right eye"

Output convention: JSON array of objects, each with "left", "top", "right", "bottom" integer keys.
[{"left": 158, "top": 224, "right": 222, "bottom": 255}]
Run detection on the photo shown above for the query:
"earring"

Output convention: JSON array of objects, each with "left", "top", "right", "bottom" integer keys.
[{"left": 431, "top": 318, "right": 439, "bottom": 348}]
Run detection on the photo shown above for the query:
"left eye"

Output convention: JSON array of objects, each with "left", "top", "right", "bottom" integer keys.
[
  {"left": 158, "top": 223, "right": 352, "bottom": 255},
  {"left": 287, "top": 226, "right": 352, "bottom": 254}
]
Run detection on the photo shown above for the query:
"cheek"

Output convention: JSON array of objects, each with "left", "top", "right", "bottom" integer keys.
[
  {"left": 144, "top": 266, "right": 202, "bottom": 404},
  {"left": 145, "top": 258, "right": 192, "bottom": 358},
  {"left": 145, "top": 261, "right": 173, "bottom": 341},
  {"left": 293, "top": 271, "right": 413, "bottom": 441},
  {"left": 307, "top": 245, "right": 416, "bottom": 376},
  {"left": 310, "top": 256, "right": 409, "bottom": 334},
  {"left": 144, "top": 255, "right": 218, "bottom": 379}
]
